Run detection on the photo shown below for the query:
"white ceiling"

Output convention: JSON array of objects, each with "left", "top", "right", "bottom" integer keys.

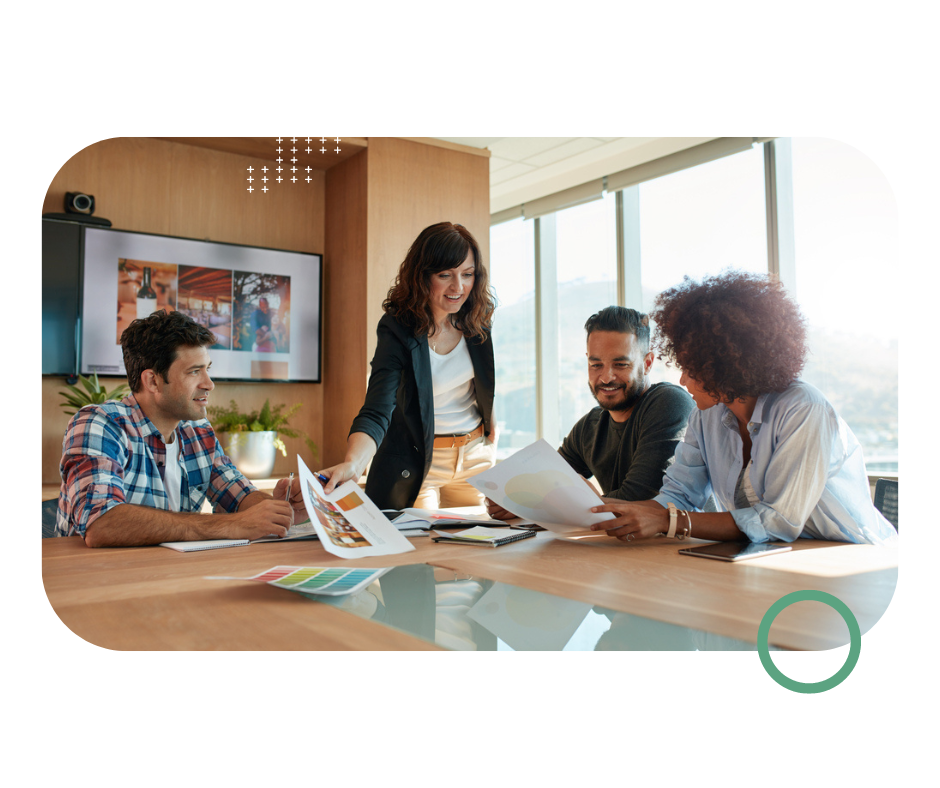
[{"left": 434, "top": 137, "right": 718, "bottom": 214}]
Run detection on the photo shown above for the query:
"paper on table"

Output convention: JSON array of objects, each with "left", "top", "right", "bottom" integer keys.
[
  {"left": 390, "top": 508, "right": 501, "bottom": 530},
  {"left": 297, "top": 456, "right": 415, "bottom": 558},
  {"left": 252, "top": 519, "right": 320, "bottom": 543},
  {"left": 467, "top": 439, "right": 614, "bottom": 535}
]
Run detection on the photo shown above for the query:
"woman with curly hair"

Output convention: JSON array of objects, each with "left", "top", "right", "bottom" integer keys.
[
  {"left": 318, "top": 222, "right": 498, "bottom": 510},
  {"left": 590, "top": 270, "right": 896, "bottom": 545}
]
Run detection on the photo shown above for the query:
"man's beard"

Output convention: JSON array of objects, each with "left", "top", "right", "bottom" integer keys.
[{"left": 590, "top": 377, "right": 648, "bottom": 413}]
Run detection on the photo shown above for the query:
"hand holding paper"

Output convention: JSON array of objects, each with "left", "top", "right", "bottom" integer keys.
[
  {"left": 296, "top": 456, "right": 414, "bottom": 558},
  {"left": 468, "top": 440, "right": 615, "bottom": 535}
]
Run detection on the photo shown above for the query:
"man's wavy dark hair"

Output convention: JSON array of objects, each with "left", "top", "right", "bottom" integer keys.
[
  {"left": 650, "top": 270, "right": 808, "bottom": 403},
  {"left": 584, "top": 306, "right": 650, "bottom": 352},
  {"left": 120, "top": 310, "right": 215, "bottom": 392},
  {"left": 383, "top": 222, "right": 496, "bottom": 342}
]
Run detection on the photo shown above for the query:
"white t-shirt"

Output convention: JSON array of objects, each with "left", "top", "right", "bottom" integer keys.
[
  {"left": 429, "top": 336, "right": 481, "bottom": 434},
  {"left": 164, "top": 432, "right": 182, "bottom": 512}
]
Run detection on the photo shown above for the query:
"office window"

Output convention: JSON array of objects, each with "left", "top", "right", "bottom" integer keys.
[
  {"left": 790, "top": 138, "right": 898, "bottom": 472},
  {"left": 487, "top": 139, "right": 897, "bottom": 477},
  {"left": 555, "top": 193, "right": 618, "bottom": 444},
  {"left": 489, "top": 217, "right": 536, "bottom": 458},
  {"left": 636, "top": 145, "right": 768, "bottom": 385},
  {"left": 637, "top": 146, "right": 768, "bottom": 305}
]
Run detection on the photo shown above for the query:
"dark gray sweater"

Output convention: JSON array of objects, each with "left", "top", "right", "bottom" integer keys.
[{"left": 558, "top": 382, "right": 694, "bottom": 500}]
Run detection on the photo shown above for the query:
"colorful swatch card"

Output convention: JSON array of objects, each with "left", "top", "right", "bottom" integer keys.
[{"left": 207, "top": 565, "right": 390, "bottom": 596}]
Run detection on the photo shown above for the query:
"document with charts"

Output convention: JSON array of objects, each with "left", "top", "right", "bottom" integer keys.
[
  {"left": 468, "top": 439, "right": 615, "bottom": 535},
  {"left": 296, "top": 456, "right": 415, "bottom": 558}
]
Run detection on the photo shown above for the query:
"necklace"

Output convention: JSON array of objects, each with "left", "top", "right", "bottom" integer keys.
[{"left": 429, "top": 320, "right": 453, "bottom": 353}]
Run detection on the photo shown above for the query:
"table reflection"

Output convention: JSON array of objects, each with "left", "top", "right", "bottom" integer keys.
[{"left": 308, "top": 565, "right": 772, "bottom": 651}]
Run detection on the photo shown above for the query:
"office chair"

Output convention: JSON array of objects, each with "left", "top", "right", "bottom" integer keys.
[
  {"left": 42, "top": 499, "right": 58, "bottom": 538},
  {"left": 873, "top": 478, "right": 898, "bottom": 531}
]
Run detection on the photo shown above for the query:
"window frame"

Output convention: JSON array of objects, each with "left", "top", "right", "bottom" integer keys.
[{"left": 489, "top": 138, "right": 895, "bottom": 482}]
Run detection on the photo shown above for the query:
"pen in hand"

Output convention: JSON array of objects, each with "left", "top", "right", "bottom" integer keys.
[{"left": 285, "top": 472, "right": 295, "bottom": 533}]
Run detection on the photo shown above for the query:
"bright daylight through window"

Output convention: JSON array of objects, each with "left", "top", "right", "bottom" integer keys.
[{"left": 489, "top": 138, "right": 898, "bottom": 475}]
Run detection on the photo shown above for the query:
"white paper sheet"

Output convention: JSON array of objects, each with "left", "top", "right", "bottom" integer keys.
[
  {"left": 467, "top": 439, "right": 615, "bottom": 534},
  {"left": 297, "top": 456, "right": 415, "bottom": 558},
  {"left": 252, "top": 519, "right": 320, "bottom": 543}
]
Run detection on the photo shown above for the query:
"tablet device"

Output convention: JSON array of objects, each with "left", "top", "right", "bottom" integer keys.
[{"left": 678, "top": 541, "right": 792, "bottom": 561}]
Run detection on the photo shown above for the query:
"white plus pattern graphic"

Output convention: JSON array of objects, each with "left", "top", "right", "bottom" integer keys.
[{"left": 246, "top": 59, "right": 427, "bottom": 194}]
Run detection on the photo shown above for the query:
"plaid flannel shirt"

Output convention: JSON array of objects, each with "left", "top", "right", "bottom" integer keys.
[{"left": 55, "top": 394, "right": 256, "bottom": 538}]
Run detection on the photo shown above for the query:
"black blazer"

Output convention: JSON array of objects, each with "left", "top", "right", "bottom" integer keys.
[{"left": 349, "top": 313, "right": 495, "bottom": 510}]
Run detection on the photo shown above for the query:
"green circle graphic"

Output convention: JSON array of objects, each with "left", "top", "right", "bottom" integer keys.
[{"left": 758, "top": 590, "right": 861, "bottom": 693}]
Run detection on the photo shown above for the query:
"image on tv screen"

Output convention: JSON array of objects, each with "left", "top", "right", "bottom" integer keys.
[{"left": 81, "top": 227, "right": 321, "bottom": 382}]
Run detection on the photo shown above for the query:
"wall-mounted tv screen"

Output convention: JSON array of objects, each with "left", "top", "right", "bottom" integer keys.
[{"left": 79, "top": 227, "right": 322, "bottom": 382}]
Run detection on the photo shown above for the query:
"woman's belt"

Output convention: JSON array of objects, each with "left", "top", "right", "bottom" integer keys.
[{"left": 432, "top": 422, "right": 484, "bottom": 449}]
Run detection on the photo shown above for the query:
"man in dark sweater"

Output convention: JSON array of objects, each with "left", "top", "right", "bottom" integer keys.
[{"left": 486, "top": 306, "right": 693, "bottom": 518}]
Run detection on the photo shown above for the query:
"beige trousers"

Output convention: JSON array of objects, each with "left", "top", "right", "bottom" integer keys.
[{"left": 412, "top": 437, "right": 497, "bottom": 510}]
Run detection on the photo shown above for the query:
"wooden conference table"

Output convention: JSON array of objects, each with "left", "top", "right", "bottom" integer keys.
[{"left": 41, "top": 527, "right": 898, "bottom": 651}]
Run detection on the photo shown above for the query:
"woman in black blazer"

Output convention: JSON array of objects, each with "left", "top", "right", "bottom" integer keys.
[{"left": 319, "top": 222, "right": 497, "bottom": 510}]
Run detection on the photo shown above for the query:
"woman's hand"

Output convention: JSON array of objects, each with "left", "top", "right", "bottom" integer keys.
[
  {"left": 590, "top": 501, "right": 669, "bottom": 542},
  {"left": 318, "top": 434, "right": 378, "bottom": 494},
  {"left": 486, "top": 422, "right": 500, "bottom": 446},
  {"left": 317, "top": 462, "right": 363, "bottom": 495}
]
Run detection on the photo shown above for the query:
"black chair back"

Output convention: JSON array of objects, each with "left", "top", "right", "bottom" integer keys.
[
  {"left": 873, "top": 478, "right": 898, "bottom": 531},
  {"left": 42, "top": 499, "right": 58, "bottom": 538}
]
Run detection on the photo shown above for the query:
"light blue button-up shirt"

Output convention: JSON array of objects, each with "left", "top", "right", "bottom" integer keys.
[{"left": 653, "top": 380, "right": 897, "bottom": 545}]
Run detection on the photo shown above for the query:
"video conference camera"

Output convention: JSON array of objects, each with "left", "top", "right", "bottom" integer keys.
[
  {"left": 43, "top": 190, "right": 112, "bottom": 227},
  {"left": 65, "top": 192, "right": 95, "bottom": 215}
]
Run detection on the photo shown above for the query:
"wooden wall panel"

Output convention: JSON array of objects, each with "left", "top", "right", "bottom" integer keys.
[
  {"left": 365, "top": 137, "right": 491, "bottom": 362},
  {"left": 323, "top": 150, "right": 369, "bottom": 467},
  {"left": 44, "top": 137, "right": 326, "bottom": 250},
  {"left": 42, "top": 137, "right": 325, "bottom": 484},
  {"left": 314, "top": 138, "right": 490, "bottom": 473},
  {"left": 42, "top": 136, "right": 489, "bottom": 487}
]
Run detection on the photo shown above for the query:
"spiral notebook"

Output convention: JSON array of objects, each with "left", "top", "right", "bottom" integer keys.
[
  {"left": 160, "top": 539, "right": 249, "bottom": 552},
  {"left": 431, "top": 526, "right": 536, "bottom": 547}
]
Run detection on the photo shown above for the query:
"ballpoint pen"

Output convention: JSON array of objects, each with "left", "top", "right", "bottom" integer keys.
[{"left": 285, "top": 472, "right": 295, "bottom": 532}]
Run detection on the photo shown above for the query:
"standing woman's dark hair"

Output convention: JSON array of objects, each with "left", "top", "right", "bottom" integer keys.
[
  {"left": 318, "top": 221, "right": 499, "bottom": 511},
  {"left": 383, "top": 222, "right": 495, "bottom": 342}
]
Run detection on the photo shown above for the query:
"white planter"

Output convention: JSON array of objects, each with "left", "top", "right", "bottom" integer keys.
[{"left": 220, "top": 431, "right": 278, "bottom": 478}]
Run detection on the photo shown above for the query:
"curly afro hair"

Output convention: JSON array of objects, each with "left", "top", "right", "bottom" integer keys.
[{"left": 650, "top": 270, "right": 808, "bottom": 403}]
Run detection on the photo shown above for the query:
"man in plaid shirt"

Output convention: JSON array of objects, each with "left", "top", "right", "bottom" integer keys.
[{"left": 56, "top": 310, "right": 306, "bottom": 546}]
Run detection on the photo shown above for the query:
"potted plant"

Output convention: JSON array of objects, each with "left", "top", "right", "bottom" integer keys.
[
  {"left": 208, "top": 398, "right": 317, "bottom": 478},
  {"left": 58, "top": 373, "right": 131, "bottom": 415}
]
